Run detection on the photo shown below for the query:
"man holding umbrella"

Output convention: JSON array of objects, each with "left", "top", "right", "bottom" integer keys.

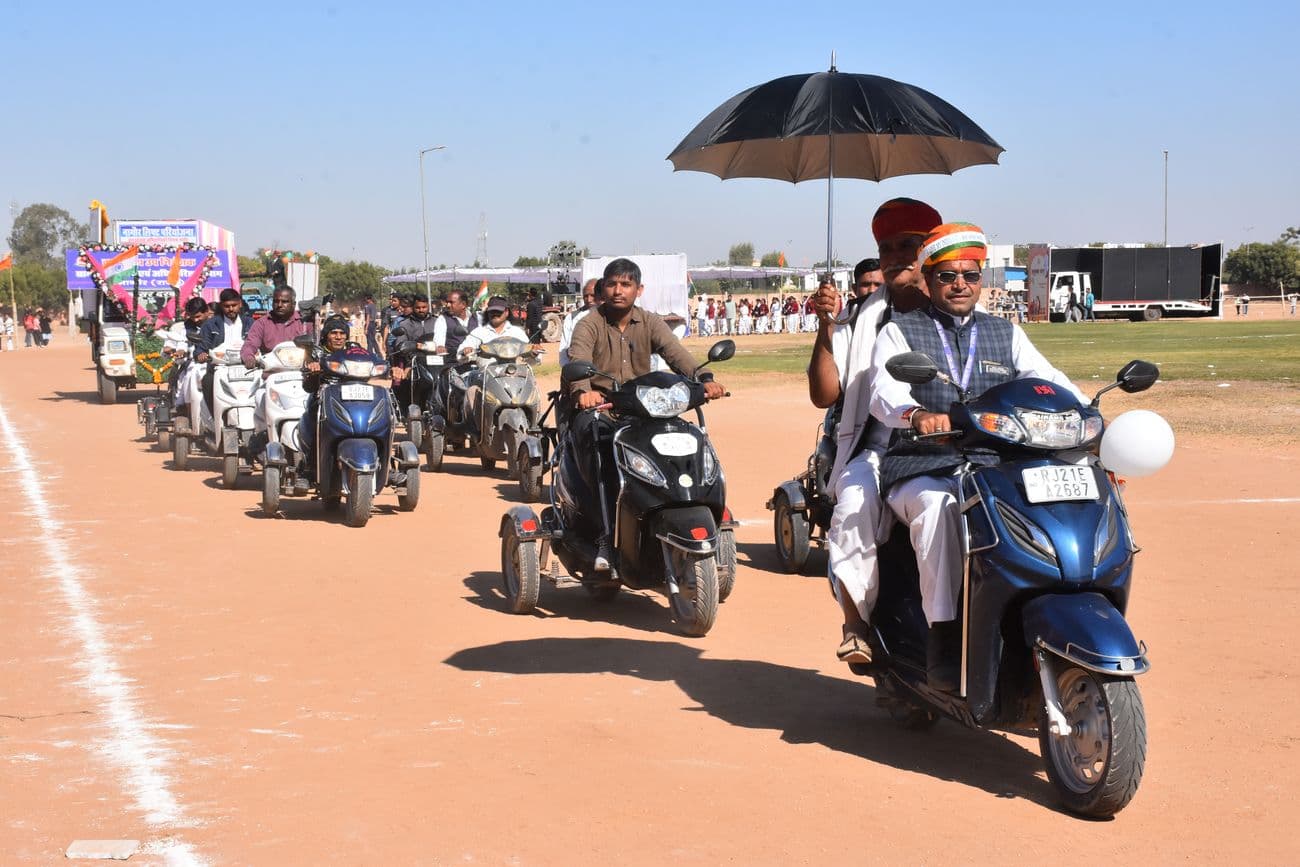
[{"left": 806, "top": 197, "right": 943, "bottom": 666}]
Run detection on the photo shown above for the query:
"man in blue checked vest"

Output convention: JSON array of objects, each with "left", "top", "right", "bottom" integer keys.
[{"left": 868, "top": 222, "right": 1086, "bottom": 691}]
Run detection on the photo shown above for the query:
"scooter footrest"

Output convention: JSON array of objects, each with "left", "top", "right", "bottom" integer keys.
[{"left": 550, "top": 575, "right": 581, "bottom": 588}]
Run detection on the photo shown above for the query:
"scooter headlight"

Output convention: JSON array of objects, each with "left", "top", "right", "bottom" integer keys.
[
  {"left": 702, "top": 441, "right": 720, "bottom": 485},
  {"left": 271, "top": 346, "right": 306, "bottom": 368},
  {"left": 617, "top": 443, "right": 667, "bottom": 487},
  {"left": 1014, "top": 409, "right": 1098, "bottom": 449},
  {"left": 635, "top": 382, "right": 692, "bottom": 418}
]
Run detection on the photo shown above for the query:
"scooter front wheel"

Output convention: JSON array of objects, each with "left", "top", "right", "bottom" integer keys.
[
  {"left": 344, "top": 473, "right": 374, "bottom": 527},
  {"left": 221, "top": 454, "right": 240, "bottom": 490},
  {"left": 172, "top": 434, "right": 189, "bottom": 470},
  {"left": 423, "top": 430, "right": 445, "bottom": 471},
  {"left": 665, "top": 544, "right": 719, "bottom": 637},
  {"left": 262, "top": 465, "right": 281, "bottom": 516},
  {"left": 717, "top": 527, "right": 737, "bottom": 602},
  {"left": 1040, "top": 665, "right": 1146, "bottom": 818},
  {"left": 773, "top": 492, "right": 810, "bottom": 574}
]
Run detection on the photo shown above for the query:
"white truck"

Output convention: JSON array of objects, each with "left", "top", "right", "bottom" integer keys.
[{"left": 1048, "top": 244, "right": 1222, "bottom": 322}]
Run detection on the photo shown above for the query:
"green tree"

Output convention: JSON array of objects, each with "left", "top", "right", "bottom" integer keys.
[
  {"left": 759, "top": 250, "right": 783, "bottom": 267},
  {"left": 1223, "top": 241, "right": 1300, "bottom": 290},
  {"left": 1013, "top": 244, "right": 1030, "bottom": 266},
  {"left": 319, "top": 259, "right": 394, "bottom": 302},
  {"left": 513, "top": 255, "right": 548, "bottom": 267},
  {"left": 728, "top": 242, "right": 754, "bottom": 266},
  {"left": 7, "top": 203, "right": 85, "bottom": 268},
  {"left": 237, "top": 255, "right": 266, "bottom": 277},
  {"left": 1279, "top": 226, "right": 1300, "bottom": 245},
  {"left": 5, "top": 261, "right": 67, "bottom": 312}
]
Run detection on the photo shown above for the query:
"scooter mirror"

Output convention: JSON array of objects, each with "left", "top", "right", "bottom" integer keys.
[
  {"left": 562, "top": 360, "right": 597, "bottom": 382},
  {"left": 293, "top": 333, "right": 316, "bottom": 349},
  {"left": 707, "top": 339, "right": 736, "bottom": 363},
  {"left": 391, "top": 327, "right": 406, "bottom": 339},
  {"left": 1116, "top": 359, "right": 1160, "bottom": 393},
  {"left": 886, "top": 352, "right": 940, "bottom": 385}
]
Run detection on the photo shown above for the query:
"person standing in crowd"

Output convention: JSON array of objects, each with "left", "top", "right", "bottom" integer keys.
[
  {"left": 1241, "top": 293, "right": 1251, "bottom": 316},
  {"left": 852, "top": 258, "right": 885, "bottom": 298},
  {"left": 559, "top": 279, "right": 601, "bottom": 366},
  {"left": 724, "top": 293, "right": 737, "bottom": 336},
  {"left": 23, "top": 309, "right": 37, "bottom": 347},
  {"left": 738, "top": 297, "right": 752, "bottom": 334},
  {"left": 524, "top": 287, "right": 544, "bottom": 344},
  {"left": 1083, "top": 285, "right": 1096, "bottom": 320},
  {"left": 753, "top": 296, "right": 769, "bottom": 333},
  {"left": 695, "top": 297, "right": 708, "bottom": 337},
  {"left": 39, "top": 309, "right": 53, "bottom": 346},
  {"left": 362, "top": 293, "right": 381, "bottom": 355},
  {"left": 1290, "top": 293, "right": 1298, "bottom": 316},
  {"left": 0, "top": 308, "right": 13, "bottom": 353}
]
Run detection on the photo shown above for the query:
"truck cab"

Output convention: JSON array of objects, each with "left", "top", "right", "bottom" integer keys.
[{"left": 1048, "top": 272, "right": 1091, "bottom": 322}]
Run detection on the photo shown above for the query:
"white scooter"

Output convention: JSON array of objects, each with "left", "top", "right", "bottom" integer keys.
[
  {"left": 253, "top": 341, "right": 310, "bottom": 515},
  {"left": 188, "top": 342, "right": 258, "bottom": 489},
  {"left": 171, "top": 339, "right": 210, "bottom": 472}
]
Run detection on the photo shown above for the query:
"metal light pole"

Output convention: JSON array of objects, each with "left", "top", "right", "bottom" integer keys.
[
  {"left": 1162, "top": 149, "right": 1169, "bottom": 247},
  {"left": 419, "top": 145, "right": 446, "bottom": 304}
]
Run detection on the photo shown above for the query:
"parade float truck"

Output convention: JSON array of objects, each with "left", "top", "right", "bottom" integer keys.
[
  {"left": 69, "top": 219, "right": 239, "bottom": 404},
  {"left": 1046, "top": 244, "right": 1222, "bottom": 322}
]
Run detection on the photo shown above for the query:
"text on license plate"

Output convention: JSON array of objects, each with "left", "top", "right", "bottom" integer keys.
[
  {"left": 425, "top": 355, "right": 443, "bottom": 366},
  {"left": 341, "top": 384, "right": 374, "bottom": 401},
  {"left": 1021, "top": 465, "right": 1099, "bottom": 503}
]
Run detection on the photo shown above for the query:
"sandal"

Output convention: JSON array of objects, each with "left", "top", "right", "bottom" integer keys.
[{"left": 837, "top": 631, "right": 873, "bottom": 664}]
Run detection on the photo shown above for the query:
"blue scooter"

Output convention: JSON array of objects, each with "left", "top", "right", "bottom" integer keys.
[
  {"left": 867, "top": 354, "right": 1162, "bottom": 818},
  {"left": 264, "top": 341, "right": 421, "bottom": 527}
]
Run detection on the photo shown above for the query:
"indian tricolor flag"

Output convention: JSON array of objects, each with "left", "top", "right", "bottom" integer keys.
[
  {"left": 471, "top": 279, "right": 490, "bottom": 311},
  {"left": 99, "top": 246, "right": 140, "bottom": 287}
]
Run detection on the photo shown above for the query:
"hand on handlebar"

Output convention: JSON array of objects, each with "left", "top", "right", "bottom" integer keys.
[
  {"left": 703, "top": 380, "right": 728, "bottom": 401},
  {"left": 911, "top": 410, "right": 952, "bottom": 435},
  {"left": 576, "top": 390, "right": 605, "bottom": 411},
  {"left": 392, "top": 367, "right": 407, "bottom": 383}
]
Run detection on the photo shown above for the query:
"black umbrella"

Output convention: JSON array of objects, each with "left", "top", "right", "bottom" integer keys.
[{"left": 667, "top": 59, "right": 1004, "bottom": 271}]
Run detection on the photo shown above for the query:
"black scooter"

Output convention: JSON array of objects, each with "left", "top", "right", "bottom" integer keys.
[{"left": 499, "top": 340, "right": 737, "bottom": 636}]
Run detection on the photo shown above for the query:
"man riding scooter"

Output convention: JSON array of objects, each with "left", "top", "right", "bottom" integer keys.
[
  {"left": 457, "top": 295, "right": 531, "bottom": 439},
  {"left": 389, "top": 294, "right": 438, "bottom": 410},
  {"left": 566, "top": 258, "right": 728, "bottom": 570},
  {"left": 162, "top": 296, "right": 212, "bottom": 416},
  {"left": 196, "top": 289, "right": 252, "bottom": 411},
  {"left": 298, "top": 315, "right": 352, "bottom": 481},
  {"left": 868, "top": 222, "right": 1086, "bottom": 690}
]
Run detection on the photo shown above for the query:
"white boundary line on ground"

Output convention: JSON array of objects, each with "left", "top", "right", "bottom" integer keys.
[{"left": 0, "top": 395, "right": 205, "bottom": 867}]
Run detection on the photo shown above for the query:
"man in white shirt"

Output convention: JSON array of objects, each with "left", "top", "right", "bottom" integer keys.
[
  {"left": 558, "top": 279, "right": 600, "bottom": 366},
  {"left": 460, "top": 296, "right": 530, "bottom": 356},
  {"left": 807, "top": 199, "right": 943, "bottom": 666},
  {"left": 432, "top": 289, "right": 479, "bottom": 358},
  {"left": 867, "top": 222, "right": 1085, "bottom": 690}
]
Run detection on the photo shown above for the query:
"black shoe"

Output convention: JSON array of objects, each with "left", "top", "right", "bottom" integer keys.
[
  {"left": 926, "top": 621, "right": 962, "bottom": 692},
  {"left": 593, "top": 537, "right": 613, "bottom": 572}
]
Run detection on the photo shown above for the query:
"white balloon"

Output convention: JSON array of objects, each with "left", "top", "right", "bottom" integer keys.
[{"left": 1099, "top": 410, "right": 1175, "bottom": 478}]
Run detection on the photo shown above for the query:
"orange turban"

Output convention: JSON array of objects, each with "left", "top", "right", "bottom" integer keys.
[{"left": 920, "top": 222, "right": 987, "bottom": 268}]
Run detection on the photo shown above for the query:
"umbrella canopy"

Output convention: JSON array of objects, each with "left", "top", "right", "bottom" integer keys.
[{"left": 667, "top": 69, "right": 1004, "bottom": 182}]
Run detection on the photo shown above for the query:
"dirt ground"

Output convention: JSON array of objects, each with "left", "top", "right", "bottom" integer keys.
[{"left": 1, "top": 339, "right": 1297, "bottom": 864}]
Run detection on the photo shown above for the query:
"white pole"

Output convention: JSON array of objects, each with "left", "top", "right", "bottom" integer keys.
[{"left": 419, "top": 145, "right": 446, "bottom": 305}]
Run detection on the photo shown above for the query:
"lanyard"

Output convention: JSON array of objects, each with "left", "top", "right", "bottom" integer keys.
[{"left": 933, "top": 318, "right": 978, "bottom": 392}]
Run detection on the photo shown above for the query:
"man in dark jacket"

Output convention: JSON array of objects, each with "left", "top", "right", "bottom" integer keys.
[{"left": 196, "top": 289, "right": 253, "bottom": 411}]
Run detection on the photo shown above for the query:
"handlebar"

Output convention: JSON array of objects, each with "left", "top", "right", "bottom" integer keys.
[{"left": 900, "top": 429, "right": 962, "bottom": 442}]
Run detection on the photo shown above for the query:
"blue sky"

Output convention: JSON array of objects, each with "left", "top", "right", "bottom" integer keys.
[{"left": 3, "top": 0, "right": 1297, "bottom": 269}]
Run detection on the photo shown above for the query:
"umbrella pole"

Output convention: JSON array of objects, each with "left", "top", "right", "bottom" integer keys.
[{"left": 826, "top": 134, "right": 834, "bottom": 278}]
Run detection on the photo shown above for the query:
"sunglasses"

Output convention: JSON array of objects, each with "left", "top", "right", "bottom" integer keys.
[{"left": 935, "top": 270, "right": 983, "bottom": 285}]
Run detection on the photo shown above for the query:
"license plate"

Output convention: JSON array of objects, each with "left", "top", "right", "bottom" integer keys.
[
  {"left": 426, "top": 355, "right": 443, "bottom": 366},
  {"left": 1021, "top": 465, "right": 1099, "bottom": 503},
  {"left": 341, "top": 384, "right": 374, "bottom": 401}
]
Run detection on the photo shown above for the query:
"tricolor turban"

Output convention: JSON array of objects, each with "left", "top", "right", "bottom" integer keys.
[
  {"left": 920, "top": 222, "right": 987, "bottom": 268},
  {"left": 871, "top": 198, "right": 943, "bottom": 242}
]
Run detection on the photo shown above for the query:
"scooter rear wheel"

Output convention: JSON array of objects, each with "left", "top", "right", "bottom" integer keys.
[
  {"left": 397, "top": 465, "right": 420, "bottom": 511},
  {"left": 501, "top": 523, "right": 540, "bottom": 614},
  {"left": 423, "top": 430, "right": 445, "bottom": 471},
  {"left": 718, "top": 527, "right": 737, "bottom": 602},
  {"left": 773, "top": 492, "right": 811, "bottom": 574},
  {"left": 518, "top": 443, "right": 543, "bottom": 503},
  {"left": 1040, "top": 666, "right": 1146, "bottom": 818},
  {"left": 158, "top": 429, "right": 172, "bottom": 452}
]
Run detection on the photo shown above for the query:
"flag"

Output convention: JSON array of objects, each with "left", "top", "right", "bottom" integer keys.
[
  {"left": 167, "top": 247, "right": 184, "bottom": 288},
  {"left": 777, "top": 252, "right": 786, "bottom": 268},
  {"left": 0, "top": 253, "right": 12, "bottom": 272},
  {"left": 471, "top": 279, "right": 489, "bottom": 310},
  {"left": 99, "top": 246, "right": 140, "bottom": 287}
]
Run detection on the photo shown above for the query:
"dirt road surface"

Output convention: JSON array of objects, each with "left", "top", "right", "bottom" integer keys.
[{"left": 1, "top": 341, "right": 1297, "bottom": 864}]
